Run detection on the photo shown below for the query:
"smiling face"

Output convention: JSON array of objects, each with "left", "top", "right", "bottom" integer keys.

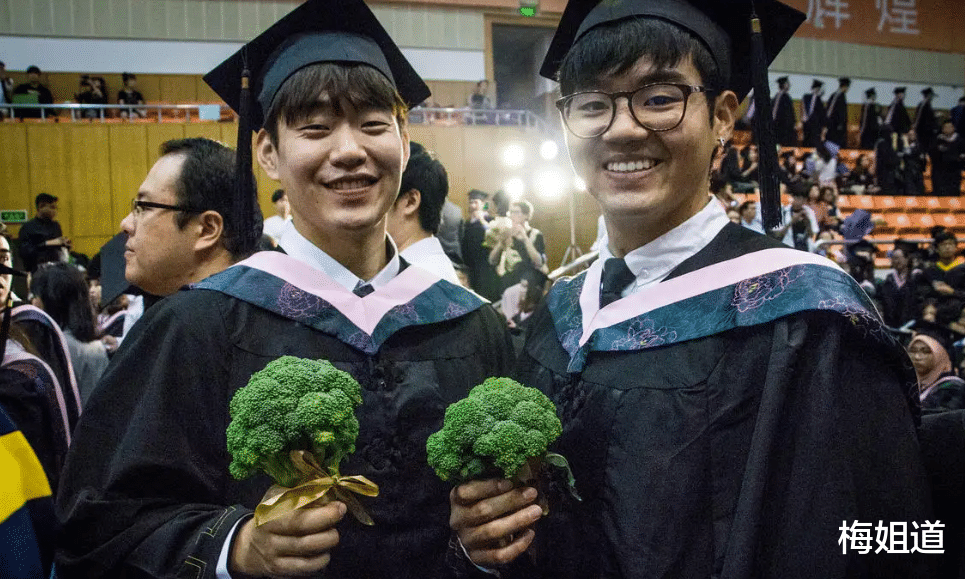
[
  {"left": 258, "top": 94, "right": 409, "bottom": 246},
  {"left": 564, "top": 54, "right": 735, "bottom": 249}
]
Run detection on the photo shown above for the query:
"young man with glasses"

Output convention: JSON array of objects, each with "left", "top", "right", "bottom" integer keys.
[
  {"left": 119, "top": 137, "right": 255, "bottom": 298},
  {"left": 450, "top": 0, "right": 935, "bottom": 577}
]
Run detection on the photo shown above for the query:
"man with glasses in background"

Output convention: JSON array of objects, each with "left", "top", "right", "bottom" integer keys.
[{"left": 120, "top": 137, "right": 260, "bottom": 299}]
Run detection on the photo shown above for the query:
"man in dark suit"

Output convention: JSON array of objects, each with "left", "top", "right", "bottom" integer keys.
[
  {"left": 885, "top": 86, "right": 911, "bottom": 136},
  {"left": 825, "top": 77, "right": 850, "bottom": 147},
  {"left": 772, "top": 76, "right": 797, "bottom": 146},
  {"left": 859, "top": 87, "right": 881, "bottom": 150},
  {"left": 801, "top": 79, "right": 826, "bottom": 147},
  {"left": 951, "top": 96, "right": 965, "bottom": 138}
]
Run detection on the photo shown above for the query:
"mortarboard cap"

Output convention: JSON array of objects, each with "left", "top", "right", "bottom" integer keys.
[
  {"left": 840, "top": 208, "right": 874, "bottom": 240},
  {"left": 205, "top": 0, "right": 430, "bottom": 130},
  {"left": 811, "top": 79, "right": 823, "bottom": 90},
  {"left": 776, "top": 76, "right": 789, "bottom": 85},
  {"left": 468, "top": 189, "right": 489, "bottom": 201},
  {"left": 922, "top": 87, "right": 934, "bottom": 97},
  {"left": 538, "top": 0, "right": 804, "bottom": 103},
  {"left": 838, "top": 76, "right": 851, "bottom": 86},
  {"left": 0, "top": 262, "right": 25, "bottom": 278},
  {"left": 895, "top": 86, "right": 907, "bottom": 94},
  {"left": 866, "top": 87, "right": 876, "bottom": 98}
]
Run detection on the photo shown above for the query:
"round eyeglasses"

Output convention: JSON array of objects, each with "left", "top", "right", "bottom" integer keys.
[
  {"left": 130, "top": 199, "right": 203, "bottom": 219},
  {"left": 556, "top": 83, "right": 709, "bottom": 139}
]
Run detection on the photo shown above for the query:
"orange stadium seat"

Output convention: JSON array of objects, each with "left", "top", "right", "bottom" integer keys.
[
  {"left": 898, "top": 196, "right": 925, "bottom": 212},
  {"left": 937, "top": 213, "right": 965, "bottom": 233},
  {"left": 849, "top": 195, "right": 875, "bottom": 211},
  {"left": 923, "top": 196, "right": 944, "bottom": 212},
  {"left": 941, "top": 197, "right": 964, "bottom": 212},
  {"left": 874, "top": 196, "right": 899, "bottom": 212}
]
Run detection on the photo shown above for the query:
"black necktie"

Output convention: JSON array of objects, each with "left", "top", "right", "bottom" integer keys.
[
  {"left": 599, "top": 258, "right": 635, "bottom": 308},
  {"left": 353, "top": 282, "right": 374, "bottom": 297}
]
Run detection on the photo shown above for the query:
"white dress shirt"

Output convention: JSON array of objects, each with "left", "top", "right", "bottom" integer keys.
[{"left": 399, "top": 236, "right": 460, "bottom": 284}]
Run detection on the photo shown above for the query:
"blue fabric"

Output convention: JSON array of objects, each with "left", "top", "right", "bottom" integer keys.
[
  {"left": 192, "top": 265, "right": 487, "bottom": 355},
  {"left": 548, "top": 261, "right": 885, "bottom": 373}
]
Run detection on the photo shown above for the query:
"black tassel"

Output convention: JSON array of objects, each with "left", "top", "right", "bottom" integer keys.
[
  {"left": 234, "top": 62, "right": 259, "bottom": 252},
  {"left": 749, "top": 11, "right": 782, "bottom": 231},
  {"left": 0, "top": 299, "right": 11, "bottom": 363}
]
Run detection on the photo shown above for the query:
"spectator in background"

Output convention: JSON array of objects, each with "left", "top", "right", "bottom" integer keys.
[
  {"left": 710, "top": 173, "right": 738, "bottom": 210},
  {"left": 845, "top": 153, "right": 875, "bottom": 194},
  {"left": 467, "top": 79, "right": 493, "bottom": 125},
  {"left": 18, "top": 193, "right": 70, "bottom": 273},
  {"left": 261, "top": 189, "right": 291, "bottom": 243},
  {"left": 801, "top": 79, "right": 826, "bottom": 147},
  {"left": 877, "top": 242, "right": 924, "bottom": 328},
  {"left": 117, "top": 73, "right": 145, "bottom": 118},
  {"left": 899, "top": 130, "right": 927, "bottom": 196},
  {"left": 385, "top": 141, "right": 460, "bottom": 284},
  {"left": 805, "top": 183, "right": 828, "bottom": 226},
  {"left": 733, "top": 144, "right": 759, "bottom": 192},
  {"left": 738, "top": 200, "right": 763, "bottom": 233},
  {"left": 859, "top": 87, "right": 881, "bottom": 150},
  {"left": 461, "top": 189, "right": 501, "bottom": 301},
  {"left": 488, "top": 200, "right": 546, "bottom": 290},
  {"left": 931, "top": 119, "right": 964, "bottom": 197},
  {"left": 922, "top": 230, "right": 965, "bottom": 325},
  {"left": 820, "top": 185, "right": 841, "bottom": 230},
  {"left": 809, "top": 141, "right": 838, "bottom": 186},
  {"left": 885, "top": 86, "right": 911, "bottom": 136},
  {"left": 908, "top": 327, "right": 965, "bottom": 413},
  {"left": 437, "top": 199, "right": 464, "bottom": 266},
  {"left": 12, "top": 65, "right": 53, "bottom": 118},
  {"left": 771, "top": 187, "right": 818, "bottom": 252},
  {"left": 874, "top": 124, "right": 901, "bottom": 195},
  {"left": 824, "top": 77, "right": 850, "bottom": 147},
  {"left": 29, "top": 263, "right": 110, "bottom": 404},
  {"left": 914, "top": 87, "right": 938, "bottom": 155},
  {"left": 75, "top": 75, "right": 108, "bottom": 119},
  {"left": 0, "top": 60, "right": 13, "bottom": 117}
]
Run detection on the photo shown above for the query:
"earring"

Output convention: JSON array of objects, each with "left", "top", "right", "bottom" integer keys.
[{"left": 718, "top": 137, "right": 726, "bottom": 148}]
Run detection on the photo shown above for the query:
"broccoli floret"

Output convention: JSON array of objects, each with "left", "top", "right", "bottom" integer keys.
[
  {"left": 226, "top": 356, "right": 363, "bottom": 488},
  {"left": 426, "top": 377, "right": 563, "bottom": 482}
]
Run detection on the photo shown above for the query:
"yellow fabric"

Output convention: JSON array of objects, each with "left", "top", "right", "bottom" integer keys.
[
  {"left": 937, "top": 257, "right": 965, "bottom": 272},
  {"left": 0, "top": 430, "right": 52, "bottom": 523}
]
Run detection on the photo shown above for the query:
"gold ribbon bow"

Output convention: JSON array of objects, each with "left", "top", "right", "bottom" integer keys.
[{"left": 254, "top": 450, "right": 379, "bottom": 526}]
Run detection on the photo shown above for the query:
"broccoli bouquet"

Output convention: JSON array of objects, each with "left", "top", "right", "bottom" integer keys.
[
  {"left": 226, "top": 356, "right": 378, "bottom": 525},
  {"left": 426, "top": 377, "right": 579, "bottom": 513}
]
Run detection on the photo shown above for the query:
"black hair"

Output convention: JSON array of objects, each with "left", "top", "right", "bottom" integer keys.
[
  {"left": 399, "top": 150, "right": 448, "bottom": 234},
  {"left": 29, "top": 263, "right": 99, "bottom": 343},
  {"left": 271, "top": 189, "right": 286, "bottom": 203},
  {"left": 557, "top": 18, "right": 722, "bottom": 121},
  {"left": 26, "top": 65, "right": 40, "bottom": 74},
  {"left": 159, "top": 138, "right": 262, "bottom": 259},
  {"left": 491, "top": 190, "right": 510, "bottom": 217},
  {"left": 738, "top": 200, "right": 756, "bottom": 217},
  {"left": 122, "top": 72, "right": 136, "bottom": 83},
  {"left": 35, "top": 193, "right": 57, "bottom": 208},
  {"left": 264, "top": 63, "right": 408, "bottom": 146}
]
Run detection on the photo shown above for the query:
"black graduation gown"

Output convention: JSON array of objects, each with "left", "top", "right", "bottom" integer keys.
[
  {"left": 802, "top": 92, "right": 826, "bottom": 147},
  {"left": 886, "top": 99, "right": 912, "bottom": 136},
  {"left": 900, "top": 141, "right": 927, "bottom": 196},
  {"left": 859, "top": 102, "right": 881, "bottom": 150},
  {"left": 461, "top": 218, "right": 502, "bottom": 302},
  {"left": 55, "top": 253, "right": 515, "bottom": 579},
  {"left": 915, "top": 101, "right": 938, "bottom": 154},
  {"left": 875, "top": 137, "right": 901, "bottom": 195},
  {"left": 825, "top": 89, "right": 849, "bottom": 147},
  {"left": 876, "top": 270, "right": 924, "bottom": 327},
  {"left": 518, "top": 224, "right": 935, "bottom": 579},
  {"left": 772, "top": 90, "right": 797, "bottom": 147},
  {"left": 931, "top": 134, "right": 963, "bottom": 197}
]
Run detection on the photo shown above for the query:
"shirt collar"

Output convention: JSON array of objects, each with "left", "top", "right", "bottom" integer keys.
[
  {"left": 278, "top": 225, "right": 401, "bottom": 292},
  {"left": 598, "top": 198, "right": 729, "bottom": 295}
]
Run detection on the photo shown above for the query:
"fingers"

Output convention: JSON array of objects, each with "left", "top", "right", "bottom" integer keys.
[
  {"left": 465, "top": 527, "right": 537, "bottom": 568},
  {"left": 452, "top": 485, "right": 540, "bottom": 530},
  {"left": 262, "top": 501, "right": 346, "bottom": 536},
  {"left": 458, "top": 501, "right": 543, "bottom": 547},
  {"left": 451, "top": 479, "right": 513, "bottom": 505}
]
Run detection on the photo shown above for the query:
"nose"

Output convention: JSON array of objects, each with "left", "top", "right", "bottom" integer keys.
[
  {"left": 120, "top": 211, "right": 135, "bottom": 234},
  {"left": 603, "top": 95, "right": 649, "bottom": 141},
  {"left": 330, "top": 124, "right": 366, "bottom": 168}
]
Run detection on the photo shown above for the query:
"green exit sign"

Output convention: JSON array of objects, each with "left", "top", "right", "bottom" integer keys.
[{"left": 1, "top": 210, "right": 27, "bottom": 223}]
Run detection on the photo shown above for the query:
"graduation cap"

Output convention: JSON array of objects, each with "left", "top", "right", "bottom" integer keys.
[
  {"left": 891, "top": 238, "right": 920, "bottom": 258},
  {"left": 895, "top": 86, "right": 907, "bottom": 94},
  {"left": 776, "top": 76, "right": 789, "bottom": 85},
  {"left": 96, "top": 232, "right": 141, "bottom": 308},
  {"left": 911, "top": 319, "right": 964, "bottom": 361},
  {"left": 811, "top": 79, "right": 823, "bottom": 90},
  {"left": 467, "top": 189, "right": 489, "bottom": 201},
  {"left": 538, "top": 0, "right": 803, "bottom": 232},
  {"left": 865, "top": 87, "right": 876, "bottom": 98},
  {"left": 923, "top": 87, "right": 935, "bottom": 97},
  {"left": 204, "top": 0, "right": 431, "bottom": 253},
  {"left": 838, "top": 77, "right": 851, "bottom": 86},
  {"left": 840, "top": 208, "right": 874, "bottom": 241}
]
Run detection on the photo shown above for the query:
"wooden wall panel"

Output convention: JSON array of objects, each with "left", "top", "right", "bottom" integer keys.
[
  {"left": 25, "top": 125, "right": 71, "bottom": 238},
  {"left": 183, "top": 122, "right": 222, "bottom": 141},
  {"left": 146, "top": 124, "right": 186, "bottom": 163},
  {"left": 0, "top": 125, "right": 32, "bottom": 240},
  {"left": 66, "top": 125, "right": 114, "bottom": 257},
  {"left": 108, "top": 124, "right": 150, "bottom": 228},
  {"left": 158, "top": 74, "right": 198, "bottom": 103}
]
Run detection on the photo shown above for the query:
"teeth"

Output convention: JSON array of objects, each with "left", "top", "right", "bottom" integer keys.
[
  {"left": 330, "top": 179, "right": 372, "bottom": 191},
  {"left": 606, "top": 159, "right": 655, "bottom": 172}
]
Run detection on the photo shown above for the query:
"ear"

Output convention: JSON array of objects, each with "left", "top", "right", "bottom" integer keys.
[
  {"left": 712, "top": 90, "right": 740, "bottom": 144},
  {"left": 400, "top": 127, "right": 411, "bottom": 168},
  {"left": 194, "top": 210, "right": 224, "bottom": 252},
  {"left": 256, "top": 128, "right": 280, "bottom": 181},
  {"left": 398, "top": 188, "right": 421, "bottom": 218}
]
